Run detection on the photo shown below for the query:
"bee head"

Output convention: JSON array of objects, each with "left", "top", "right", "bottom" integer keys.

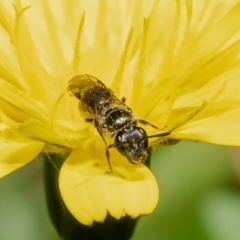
[{"left": 115, "top": 126, "right": 149, "bottom": 165}]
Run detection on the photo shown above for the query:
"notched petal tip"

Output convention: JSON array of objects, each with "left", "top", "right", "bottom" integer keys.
[{"left": 59, "top": 145, "right": 159, "bottom": 225}]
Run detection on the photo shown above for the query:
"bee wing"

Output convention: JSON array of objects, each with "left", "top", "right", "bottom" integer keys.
[
  {"left": 68, "top": 74, "right": 128, "bottom": 120},
  {"left": 67, "top": 74, "right": 107, "bottom": 99}
]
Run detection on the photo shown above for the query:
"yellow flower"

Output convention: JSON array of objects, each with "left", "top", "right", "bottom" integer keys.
[{"left": 1, "top": 0, "right": 240, "bottom": 226}]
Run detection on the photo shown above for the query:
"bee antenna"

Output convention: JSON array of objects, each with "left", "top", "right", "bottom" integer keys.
[
  {"left": 147, "top": 132, "right": 171, "bottom": 139},
  {"left": 138, "top": 132, "right": 171, "bottom": 145}
]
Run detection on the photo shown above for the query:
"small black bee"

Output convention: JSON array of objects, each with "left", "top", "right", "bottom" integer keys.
[{"left": 68, "top": 74, "right": 170, "bottom": 173}]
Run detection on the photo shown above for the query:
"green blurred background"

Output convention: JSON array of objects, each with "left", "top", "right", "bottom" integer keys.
[{"left": 0, "top": 141, "right": 239, "bottom": 240}]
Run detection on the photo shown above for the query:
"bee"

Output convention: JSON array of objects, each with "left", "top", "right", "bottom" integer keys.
[{"left": 67, "top": 74, "right": 170, "bottom": 173}]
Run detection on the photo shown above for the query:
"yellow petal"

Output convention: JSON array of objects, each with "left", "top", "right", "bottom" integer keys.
[
  {"left": 172, "top": 108, "right": 240, "bottom": 146},
  {"left": 0, "top": 137, "right": 45, "bottom": 178},
  {"left": 0, "top": 79, "right": 48, "bottom": 122},
  {"left": 59, "top": 143, "right": 159, "bottom": 225}
]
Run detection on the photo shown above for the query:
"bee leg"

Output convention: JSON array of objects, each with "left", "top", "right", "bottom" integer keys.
[
  {"left": 137, "top": 119, "right": 167, "bottom": 131},
  {"left": 105, "top": 142, "right": 128, "bottom": 173},
  {"left": 105, "top": 149, "right": 113, "bottom": 174},
  {"left": 121, "top": 97, "right": 126, "bottom": 103},
  {"left": 107, "top": 142, "right": 126, "bottom": 149},
  {"left": 85, "top": 118, "right": 94, "bottom": 122},
  {"left": 95, "top": 127, "right": 113, "bottom": 174}
]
